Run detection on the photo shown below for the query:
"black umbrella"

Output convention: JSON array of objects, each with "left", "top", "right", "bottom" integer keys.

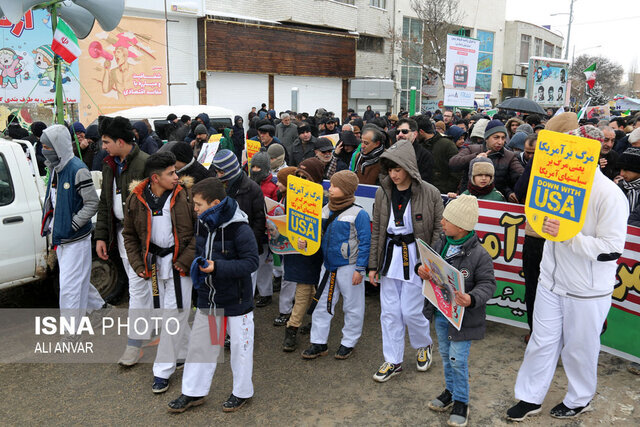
[{"left": 496, "top": 97, "right": 547, "bottom": 115}]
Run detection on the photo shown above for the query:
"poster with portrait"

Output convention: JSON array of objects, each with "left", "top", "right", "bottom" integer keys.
[
  {"left": 443, "top": 34, "right": 480, "bottom": 107},
  {"left": 526, "top": 57, "right": 569, "bottom": 108},
  {"left": 421, "top": 71, "right": 440, "bottom": 98},
  {"left": 78, "top": 16, "right": 168, "bottom": 124},
  {"left": 265, "top": 197, "right": 297, "bottom": 255}
]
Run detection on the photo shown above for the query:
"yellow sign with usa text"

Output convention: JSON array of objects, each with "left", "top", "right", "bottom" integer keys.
[
  {"left": 286, "top": 175, "right": 324, "bottom": 255},
  {"left": 525, "top": 130, "right": 601, "bottom": 241}
]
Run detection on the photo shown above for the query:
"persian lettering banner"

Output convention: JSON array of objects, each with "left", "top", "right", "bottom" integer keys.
[{"left": 286, "top": 176, "right": 323, "bottom": 256}]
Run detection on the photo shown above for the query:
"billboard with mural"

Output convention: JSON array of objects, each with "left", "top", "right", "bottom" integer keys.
[
  {"left": 526, "top": 57, "right": 569, "bottom": 108},
  {"left": 443, "top": 34, "right": 480, "bottom": 108},
  {"left": 78, "top": 16, "right": 167, "bottom": 123}
]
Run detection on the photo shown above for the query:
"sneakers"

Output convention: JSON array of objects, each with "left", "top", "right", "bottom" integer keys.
[
  {"left": 273, "top": 313, "right": 290, "bottom": 327},
  {"left": 301, "top": 343, "right": 328, "bottom": 359},
  {"left": 282, "top": 327, "right": 297, "bottom": 352},
  {"left": 448, "top": 401, "right": 468, "bottom": 427},
  {"left": 428, "top": 389, "right": 453, "bottom": 412},
  {"left": 152, "top": 376, "right": 170, "bottom": 394},
  {"left": 222, "top": 394, "right": 250, "bottom": 412},
  {"left": 372, "top": 362, "right": 402, "bottom": 382},
  {"left": 416, "top": 345, "right": 433, "bottom": 371},
  {"left": 549, "top": 401, "right": 593, "bottom": 419},
  {"left": 506, "top": 400, "right": 541, "bottom": 421},
  {"left": 334, "top": 345, "right": 353, "bottom": 360},
  {"left": 118, "top": 345, "right": 143, "bottom": 366},
  {"left": 272, "top": 275, "right": 282, "bottom": 292},
  {"left": 255, "top": 295, "right": 272, "bottom": 307},
  {"left": 167, "top": 394, "right": 204, "bottom": 413},
  {"left": 224, "top": 334, "right": 231, "bottom": 349}
]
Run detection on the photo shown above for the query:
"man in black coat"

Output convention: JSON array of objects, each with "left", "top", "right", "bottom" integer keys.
[{"left": 169, "top": 142, "right": 211, "bottom": 183}]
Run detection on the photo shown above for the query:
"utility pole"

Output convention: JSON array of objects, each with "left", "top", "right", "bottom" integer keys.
[{"left": 564, "top": 0, "right": 574, "bottom": 60}]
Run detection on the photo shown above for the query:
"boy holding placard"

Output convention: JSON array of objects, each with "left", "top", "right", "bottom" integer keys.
[{"left": 417, "top": 194, "right": 496, "bottom": 427}]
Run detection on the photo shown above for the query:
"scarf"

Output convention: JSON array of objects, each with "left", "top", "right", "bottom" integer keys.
[
  {"left": 356, "top": 143, "right": 384, "bottom": 174},
  {"left": 440, "top": 231, "right": 475, "bottom": 259},
  {"left": 467, "top": 182, "right": 494, "bottom": 197},
  {"left": 144, "top": 183, "right": 172, "bottom": 215},
  {"left": 324, "top": 155, "right": 338, "bottom": 179},
  {"left": 270, "top": 154, "right": 285, "bottom": 171},
  {"left": 328, "top": 193, "right": 355, "bottom": 212},
  {"left": 622, "top": 177, "right": 640, "bottom": 212},
  {"left": 391, "top": 186, "right": 411, "bottom": 227}
]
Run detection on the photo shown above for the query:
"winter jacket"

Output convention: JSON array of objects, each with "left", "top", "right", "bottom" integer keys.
[
  {"left": 249, "top": 135, "right": 290, "bottom": 165},
  {"left": 218, "top": 128, "right": 235, "bottom": 153},
  {"left": 461, "top": 188, "right": 505, "bottom": 201},
  {"left": 193, "top": 197, "right": 259, "bottom": 316},
  {"left": 275, "top": 122, "right": 299, "bottom": 159},
  {"left": 231, "top": 116, "right": 245, "bottom": 161},
  {"left": 133, "top": 121, "right": 158, "bottom": 155},
  {"left": 420, "top": 133, "right": 461, "bottom": 194},
  {"left": 177, "top": 158, "right": 211, "bottom": 183},
  {"left": 449, "top": 143, "right": 524, "bottom": 198},
  {"left": 259, "top": 174, "right": 278, "bottom": 201},
  {"left": 422, "top": 232, "right": 496, "bottom": 341},
  {"left": 599, "top": 150, "right": 619, "bottom": 181},
  {"left": 290, "top": 135, "right": 318, "bottom": 167},
  {"left": 321, "top": 204, "right": 371, "bottom": 272},
  {"left": 353, "top": 152, "right": 382, "bottom": 185},
  {"left": 226, "top": 173, "right": 267, "bottom": 252},
  {"left": 369, "top": 141, "right": 444, "bottom": 271},
  {"left": 414, "top": 141, "right": 435, "bottom": 184},
  {"left": 95, "top": 144, "right": 149, "bottom": 248},
  {"left": 538, "top": 170, "right": 628, "bottom": 298},
  {"left": 122, "top": 178, "right": 196, "bottom": 277}
]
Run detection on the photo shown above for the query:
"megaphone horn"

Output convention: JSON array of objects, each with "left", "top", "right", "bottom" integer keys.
[
  {"left": 57, "top": 1, "right": 95, "bottom": 39},
  {"left": 72, "top": 0, "right": 124, "bottom": 32},
  {"left": 0, "top": 0, "right": 42, "bottom": 24},
  {"left": 88, "top": 41, "right": 113, "bottom": 61}
]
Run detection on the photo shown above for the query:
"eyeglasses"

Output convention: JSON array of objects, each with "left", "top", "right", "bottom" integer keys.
[{"left": 396, "top": 129, "right": 411, "bottom": 135}]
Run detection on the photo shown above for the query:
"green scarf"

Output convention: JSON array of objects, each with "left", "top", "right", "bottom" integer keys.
[{"left": 440, "top": 230, "right": 475, "bottom": 259}]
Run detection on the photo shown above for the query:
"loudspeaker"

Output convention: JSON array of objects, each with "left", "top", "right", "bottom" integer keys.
[
  {"left": 0, "top": 0, "right": 42, "bottom": 24},
  {"left": 72, "top": 0, "right": 124, "bottom": 32},
  {"left": 57, "top": 1, "right": 95, "bottom": 39}
]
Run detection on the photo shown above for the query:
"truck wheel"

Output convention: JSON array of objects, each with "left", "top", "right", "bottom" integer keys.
[{"left": 91, "top": 255, "right": 126, "bottom": 304}]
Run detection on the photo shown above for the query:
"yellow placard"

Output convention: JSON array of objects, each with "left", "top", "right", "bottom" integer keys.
[
  {"left": 209, "top": 133, "right": 222, "bottom": 143},
  {"left": 525, "top": 130, "right": 601, "bottom": 241},
  {"left": 246, "top": 139, "right": 261, "bottom": 164},
  {"left": 286, "top": 175, "right": 324, "bottom": 255}
]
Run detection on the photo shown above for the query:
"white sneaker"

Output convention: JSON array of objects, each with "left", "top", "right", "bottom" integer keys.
[
  {"left": 118, "top": 345, "right": 143, "bottom": 366},
  {"left": 416, "top": 345, "right": 432, "bottom": 371}
]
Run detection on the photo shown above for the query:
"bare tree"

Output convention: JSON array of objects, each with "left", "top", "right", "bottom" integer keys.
[{"left": 570, "top": 54, "right": 624, "bottom": 101}]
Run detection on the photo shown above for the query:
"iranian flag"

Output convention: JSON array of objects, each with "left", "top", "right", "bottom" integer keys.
[
  {"left": 583, "top": 62, "right": 597, "bottom": 89},
  {"left": 51, "top": 19, "right": 80, "bottom": 63}
]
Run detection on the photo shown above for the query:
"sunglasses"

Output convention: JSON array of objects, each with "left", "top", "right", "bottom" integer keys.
[{"left": 396, "top": 129, "right": 411, "bottom": 135}]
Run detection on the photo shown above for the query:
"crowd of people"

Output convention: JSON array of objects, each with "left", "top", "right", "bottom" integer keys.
[{"left": 5, "top": 100, "right": 640, "bottom": 425}]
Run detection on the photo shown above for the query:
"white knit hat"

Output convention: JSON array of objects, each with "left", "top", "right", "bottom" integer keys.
[{"left": 443, "top": 194, "right": 479, "bottom": 231}]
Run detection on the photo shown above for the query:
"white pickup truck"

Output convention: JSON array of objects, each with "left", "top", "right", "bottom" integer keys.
[{"left": 0, "top": 138, "right": 125, "bottom": 301}]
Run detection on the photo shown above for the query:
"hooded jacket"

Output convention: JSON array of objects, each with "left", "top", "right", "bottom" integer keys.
[
  {"left": 40, "top": 125, "right": 99, "bottom": 246},
  {"left": 420, "top": 132, "right": 461, "bottom": 194},
  {"left": 122, "top": 177, "right": 196, "bottom": 277},
  {"left": 368, "top": 141, "right": 444, "bottom": 271},
  {"left": 193, "top": 197, "right": 259, "bottom": 316},
  {"left": 226, "top": 172, "right": 267, "bottom": 252},
  {"left": 177, "top": 158, "right": 211, "bottom": 183},
  {"left": 231, "top": 115, "right": 245, "bottom": 160},
  {"left": 219, "top": 128, "right": 235, "bottom": 152},
  {"left": 133, "top": 121, "right": 158, "bottom": 155}
]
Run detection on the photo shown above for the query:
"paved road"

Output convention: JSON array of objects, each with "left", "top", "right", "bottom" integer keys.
[{"left": 0, "top": 282, "right": 638, "bottom": 425}]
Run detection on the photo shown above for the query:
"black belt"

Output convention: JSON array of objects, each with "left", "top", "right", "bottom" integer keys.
[
  {"left": 146, "top": 243, "right": 183, "bottom": 310},
  {"left": 307, "top": 269, "right": 337, "bottom": 315},
  {"left": 380, "top": 233, "right": 415, "bottom": 280}
]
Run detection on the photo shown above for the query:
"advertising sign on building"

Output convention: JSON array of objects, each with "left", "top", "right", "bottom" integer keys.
[
  {"left": 443, "top": 34, "right": 480, "bottom": 107},
  {"left": 526, "top": 57, "right": 570, "bottom": 108}
]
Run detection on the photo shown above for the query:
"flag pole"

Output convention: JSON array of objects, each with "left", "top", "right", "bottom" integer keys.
[{"left": 49, "top": 3, "right": 65, "bottom": 126}]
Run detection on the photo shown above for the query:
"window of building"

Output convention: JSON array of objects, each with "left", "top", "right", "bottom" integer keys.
[
  {"left": 450, "top": 28, "right": 471, "bottom": 37},
  {"left": 520, "top": 34, "right": 530, "bottom": 63},
  {"left": 476, "top": 30, "right": 494, "bottom": 92},
  {"left": 0, "top": 154, "right": 15, "bottom": 206},
  {"left": 554, "top": 46, "right": 563, "bottom": 59},
  {"left": 333, "top": 0, "right": 355, "bottom": 5},
  {"left": 400, "top": 17, "right": 424, "bottom": 111},
  {"left": 370, "top": 0, "right": 386, "bottom": 8},
  {"left": 534, "top": 37, "right": 542, "bottom": 56},
  {"left": 543, "top": 42, "right": 554, "bottom": 58},
  {"left": 357, "top": 35, "right": 384, "bottom": 53}
]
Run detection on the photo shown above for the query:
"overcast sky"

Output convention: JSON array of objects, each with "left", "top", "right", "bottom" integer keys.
[{"left": 505, "top": 0, "right": 640, "bottom": 74}]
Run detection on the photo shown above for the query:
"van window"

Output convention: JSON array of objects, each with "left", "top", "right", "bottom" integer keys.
[
  {"left": 0, "top": 154, "right": 15, "bottom": 206},
  {"left": 210, "top": 118, "right": 233, "bottom": 133}
]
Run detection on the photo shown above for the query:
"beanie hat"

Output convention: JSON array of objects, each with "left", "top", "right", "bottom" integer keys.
[
  {"left": 617, "top": 147, "right": 640, "bottom": 173},
  {"left": 194, "top": 124, "right": 208, "bottom": 136},
  {"left": 212, "top": 149, "right": 242, "bottom": 183},
  {"left": 443, "top": 194, "right": 479, "bottom": 231},
  {"left": 567, "top": 125, "right": 604, "bottom": 143},
  {"left": 507, "top": 131, "right": 527, "bottom": 151},
  {"left": 296, "top": 157, "right": 325, "bottom": 184},
  {"left": 267, "top": 143, "right": 286, "bottom": 170},
  {"left": 169, "top": 142, "right": 194, "bottom": 164},
  {"left": 297, "top": 124, "right": 311, "bottom": 135},
  {"left": 85, "top": 124, "right": 99, "bottom": 142},
  {"left": 484, "top": 119, "right": 507, "bottom": 140},
  {"left": 30, "top": 121, "right": 47, "bottom": 138},
  {"left": 515, "top": 123, "right": 533, "bottom": 135},
  {"left": 469, "top": 157, "right": 495, "bottom": 183},
  {"left": 435, "top": 121, "right": 446, "bottom": 132},
  {"left": 628, "top": 128, "right": 640, "bottom": 144},
  {"left": 249, "top": 151, "right": 271, "bottom": 183},
  {"left": 330, "top": 170, "right": 359, "bottom": 197},
  {"left": 33, "top": 45, "right": 54, "bottom": 63},
  {"left": 70, "top": 121, "right": 86, "bottom": 135},
  {"left": 470, "top": 119, "right": 489, "bottom": 139},
  {"left": 340, "top": 130, "right": 359, "bottom": 147},
  {"left": 446, "top": 125, "right": 466, "bottom": 141},
  {"left": 277, "top": 166, "right": 298, "bottom": 187},
  {"left": 545, "top": 112, "right": 578, "bottom": 133}
]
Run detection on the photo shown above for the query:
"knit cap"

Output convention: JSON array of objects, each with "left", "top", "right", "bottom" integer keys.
[
  {"left": 276, "top": 166, "right": 298, "bottom": 186},
  {"left": 443, "top": 194, "right": 479, "bottom": 231},
  {"left": 194, "top": 124, "right": 208, "bottom": 136},
  {"left": 296, "top": 157, "right": 325, "bottom": 184},
  {"left": 249, "top": 151, "right": 271, "bottom": 183},
  {"left": 545, "top": 112, "right": 578, "bottom": 133},
  {"left": 470, "top": 119, "right": 489, "bottom": 139},
  {"left": 340, "top": 131, "right": 359, "bottom": 147},
  {"left": 515, "top": 123, "right": 533, "bottom": 135},
  {"left": 567, "top": 125, "right": 604, "bottom": 143},
  {"left": 628, "top": 128, "right": 640, "bottom": 144},
  {"left": 484, "top": 119, "right": 507, "bottom": 140},
  {"left": 330, "top": 170, "right": 359, "bottom": 197},
  {"left": 169, "top": 142, "right": 194, "bottom": 163},
  {"left": 468, "top": 157, "right": 494, "bottom": 184},
  {"left": 212, "top": 149, "right": 241, "bottom": 183},
  {"left": 617, "top": 147, "right": 640, "bottom": 173},
  {"left": 267, "top": 143, "right": 286, "bottom": 170},
  {"left": 507, "top": 131, "right": 527, "bottom": 151}
]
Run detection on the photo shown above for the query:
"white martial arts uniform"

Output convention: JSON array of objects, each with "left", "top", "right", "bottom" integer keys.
[
  {"left": 278, "top": 257, "right": 296, "bottom": 314},
  {"left": 310, "top": 264, "right": 365, "bottom": 348},
  {"left": 252, "top": 243, "right": 274, "bottom": 297},
  {"left": 380, "top": 200, "right": 431, "bottom": 364},
  {"left": 182, "top": 310, "right": 254, "bottom": 398}
]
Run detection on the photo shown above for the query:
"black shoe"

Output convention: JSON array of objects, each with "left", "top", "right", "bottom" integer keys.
[
  {"left": 283, "top": 327, "right": 297, "bottom": 352},
  {"left": 224, "top": 334, "right": 230, "bottom": 349},
  {"left": 222, "top": 394, "right": 250, "bottom": 412},
  {"left": 168, "top": 394, "right": 204, "bottom": 413},
  {"left": 506, "top": 400, "right": 542, "bottom": 421},
  {"left": 334, "top": 345, "right": 353, "bottom": 360},
  {"left": 549, "top": 401, "right": 593, "bottom": 418},
  {"left": 272, "top": 276, "right": 282, "bottom": 292},
  {"left": 152, "top": 376, "right": 170, "bottom": 394},
  {"left": 448, "top": 401, "right": 468, "bottom": 426},
  {"left": 302, "top": 343, "right": 328, "bottom": 359},
  {"left": 428, "top": 389, "right": 453, "bottom": 412},
  {"left": 273, "top": 313, "right": 290, "bottom": 327},
  {"left": 299, "top": 321, "right": 312, "bottom": 335},
  {"left": 255, "top": 295, "right": 272, "bottom": 307}
]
